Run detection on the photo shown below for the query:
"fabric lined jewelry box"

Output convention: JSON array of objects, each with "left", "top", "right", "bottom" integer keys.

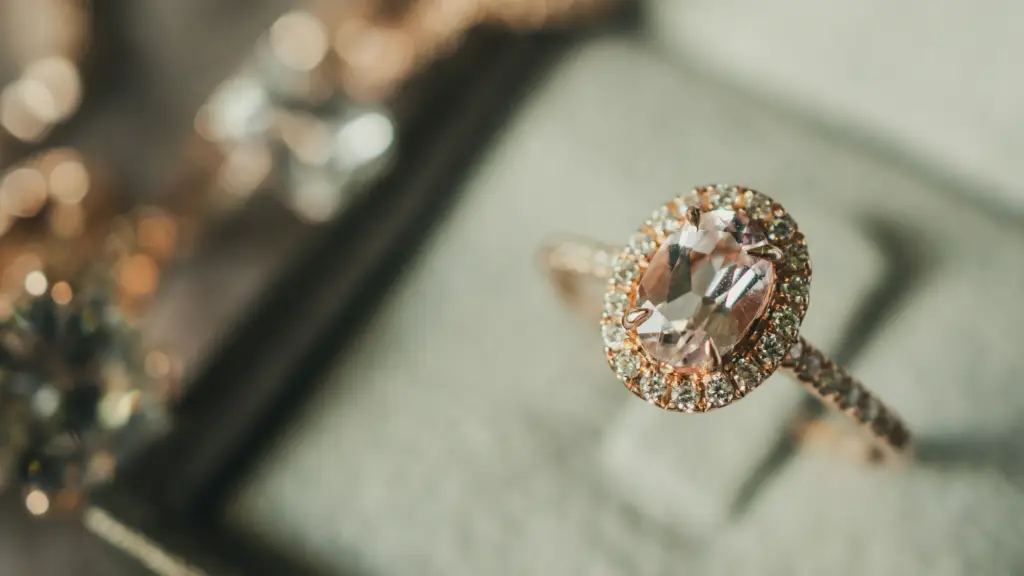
[
  {"left": 0, "top": 1, "right": 623, "bottom": 574},
  {"left": 85, "top": 21, "right": 601, "bottom": 576},
  {"left": 12, "top": 1, "right": 1022, "bottom": 575},
  {"left": 225, "top": 35, "right": 1024, "bottom": 576}
]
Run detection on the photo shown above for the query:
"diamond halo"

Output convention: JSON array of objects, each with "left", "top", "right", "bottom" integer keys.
[{"left": 602, "top": 185, "right": 812, "bottom": 412}]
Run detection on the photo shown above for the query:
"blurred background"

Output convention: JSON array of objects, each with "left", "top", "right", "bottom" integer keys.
[{"left": 0, "top": 1, "right": 1022, "bottom": 575}]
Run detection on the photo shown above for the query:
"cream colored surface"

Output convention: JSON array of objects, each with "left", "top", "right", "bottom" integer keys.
[
  {"left": 650, "top": 0, "right": 1024, "bottom": 209},
  {"left": 231, "top": 38, "right": 1024, "bottom": 575}
]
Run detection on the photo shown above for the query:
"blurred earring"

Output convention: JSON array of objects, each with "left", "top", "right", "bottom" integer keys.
[
  {"left": 192, "top": 8, "right": 397, "bottom": 224},
  {"left": 188, "top": 0, "right": 615, "bottom": 223}
]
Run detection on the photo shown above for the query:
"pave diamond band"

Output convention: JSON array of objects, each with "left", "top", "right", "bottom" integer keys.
[
  {"left": 783, "top": 336, "right": 911, "bottom": 454},
  {"left": 541, "top": 184, "right": 911, "bottom": 460}
]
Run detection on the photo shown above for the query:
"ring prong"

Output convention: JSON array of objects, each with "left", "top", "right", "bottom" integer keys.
[
  {"left": 686, "top": 205, "right": 702, "bottom": 225},
  {"left": 748, "top": 243, "right": 784, "bottom": 261},
  {"left": 622, "top": 307, "right": 652, "bottom": 330},
  {"left": 706, "top": 340, "right": 723, "bottom": 369}
]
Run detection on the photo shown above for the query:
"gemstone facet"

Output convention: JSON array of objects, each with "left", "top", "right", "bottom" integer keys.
[
  {"left": 612, "top": 258, "right": 639, "bottom": 285},
  {"left": 613, "top": 352, "right": 640, "bottom": 380},
  {"left": 756, "top": 332, "right": 787, "bottom": 365},
  {"left": 603, "top": 290, "right": 628, "bottom": 317},
  {"left": 732, "top": 358, "right": 763, "bottom": 392},
  {"left": 640, "top": 372, "right": 667, "bottom": 403},
  {"left": 635, "top": 208, "right": 774, "bottom": 372},
  {"left": 670, "top": 380, "right": 699, "bottom": 411},
  {"left": 602, "top": 323, "right": 626, "bottom": 351},
  {"left": 704, "top": 373, "right": 735, "bottom": 407},
  {"left": 627, "top": 231, "right": 656, "bottom": 256}
]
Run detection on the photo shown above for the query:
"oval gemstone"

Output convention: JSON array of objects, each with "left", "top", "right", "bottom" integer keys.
[{"left": 635, "top": 208, "right": 774, "bottom": 372}]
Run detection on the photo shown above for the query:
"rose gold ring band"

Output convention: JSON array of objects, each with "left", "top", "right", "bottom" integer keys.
[{"left": 541, "top": 237, "right": 912, "bottom": 462}]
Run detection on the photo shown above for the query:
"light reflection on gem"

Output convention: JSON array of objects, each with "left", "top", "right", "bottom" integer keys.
[
  {"left": 24, "top": 270, "right": 48, "bottom": 296},
  {"left": 25, "top": 490, "right": 50, "bottom": 516},
  {"left": 270, "top": 11, "right": 330, "bottom": 73},
  {"left": 51, "top": 281, "right": 73, "bottom": 305},
  {"left": 0, "top": 286, "right": 173, "bottom": 507},
  {"left": 636, "top": 208, "right": 774, "bottom": 372}
]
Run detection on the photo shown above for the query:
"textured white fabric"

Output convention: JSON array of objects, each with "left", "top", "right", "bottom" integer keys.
[
  {"left": 231, "top": 38, "right": 1024, "bottom": 575},
  {"left": 650, "top": 0, "right": 1024, "bottom": 210}
]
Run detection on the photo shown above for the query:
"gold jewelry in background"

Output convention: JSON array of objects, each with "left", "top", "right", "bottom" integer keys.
[
  {"left": 324, "top": 0, "right": 615, "bottom": 100},
  {"left": 0, "top": 0, "right": 89, "bottom": 147},
  {"left": 0, "top": 0, "right": 621, "bottom": 516},
  {"left": 0, "top": 151, "right": 179, "bottom": 516}
]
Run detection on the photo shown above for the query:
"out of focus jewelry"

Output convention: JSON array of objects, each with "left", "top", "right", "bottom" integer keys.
[
  {"left": 0, "top": 0, "right": 624, "bottom": 517},
  {"left": 193, "top": 9, "right": 397, "bottom": 223},
  {"left": 0, "top": 150, "right": 178, "bottom": 515},
  {"left": 542, "top": 184, "right": 912, "bottom": 461},
  {"left": 191, "top": 0, "right": 616, "bottom": 222},
  {"left": 0, "top": 0, "right": 90, "bottom": 151}
]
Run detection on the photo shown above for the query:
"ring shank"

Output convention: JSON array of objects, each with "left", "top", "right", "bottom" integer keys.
[
  {"left": 541, "top": 238, "right": 912, "bottom": 460},
  {"left": 782, "top": 336, "right": 911, "bottom": 460}
]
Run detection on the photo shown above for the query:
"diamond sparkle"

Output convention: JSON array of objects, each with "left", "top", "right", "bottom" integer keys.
[
  {"left": 602, "top": 323, "right": 626, "bottom": 350},
  {"left": 613, "top": 352, "right": 640, "bottom": 380},
  {"left": 640, "top": 372, "right": 667, "bottom": 403},
  {"left": 635, "top": 208, "right": 775, "bottom": 372},
  {"left": 704, "top": 373, "right": 735, "bottom": 407},
  {"left": 0, "top": 286, "right": 172, "bottom": 509},
  {"left": 670, "top": 380, "right": 699, "bottom": 411}
]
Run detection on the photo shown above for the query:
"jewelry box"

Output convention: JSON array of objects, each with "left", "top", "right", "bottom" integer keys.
[{"left": 7, "top": 1, "right": 1024, "bottom": 574}]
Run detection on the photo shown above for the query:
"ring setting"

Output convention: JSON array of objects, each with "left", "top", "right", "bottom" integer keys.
[
  {"left": 602, "top": 184, "right": 810, "bottom": 411},
  {"left": 543, "top": 184, "right": 911, "bottom": 456}
]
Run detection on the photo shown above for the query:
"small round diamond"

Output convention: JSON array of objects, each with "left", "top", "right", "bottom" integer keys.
[
  {"left": 659, "top": 219, "right": 681, "bottom": 235},
  {"left": 857, "top": 394, "right": 880, "bottom": 423},
  {"left": 672, "top": 193, "right": 701, "bottom": 216},
  {"left": 768, "top": 213, "right": 795, "bottom": 241},
  {"left": 800, "top": 352, "right": 823, "bottom": 379},
  {"left": 703, "top": 373, "right": 734, "bottom": 408},
  {"left": 640, "top": 372, "right": 667, "bottom": 403},
  {"left": 613, "top": 352, "right": 640, "bottom": 381},
  {"left": 650, "top": 206, "right": 670, "bottom": 220},
  {"left": 781, "top": 277, "right": 809, "bottom": 308},
  {"left": 783, "top": 242, "right": 810, "bottom": 271},
  {"left": 710, "top": 184, "right": 739, "bottom": 207},
  {"left": 648, "top": 206, "right": 680, "bottom": 235},
  {"left": 745, "top": 194, "right": 774, "bottom": 221},
  {"left": 770, "top": 307, "right": 800, "bottom": 339},
  {"left": 670, "top": 380, "right": 699, "bottom": 411},
  {"left": 612, "top": 257, "right": 639, "bottom": 285},
  {"left": 627, "top": 231, "right": 656, "bottom": 256},
  {"left": 871, "top": 410, "right": 892, "bottom": 436},
  {"left": 786, "top": 340, "right": 804, "bottom": 365},
  {"left": 603, "top": 290, "right": 628, "bottom": 317},
  {"left": 838, "top": 381, "right": 862, "bottom": 410},
  {"left": 817, "top": 368, "right": 849, "bottom": 397},
  {"left": 602, "top": 323, "right": 626, "bottom": 351},
  {"left": 732, "top": 358, "right": 763, "bottom": 392},
  {"left": 756, "top": 332, "right": 787, "bottom": 365}
]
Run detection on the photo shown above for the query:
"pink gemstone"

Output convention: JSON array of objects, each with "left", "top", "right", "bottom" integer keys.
[{"left": 636, "top": 208, "right": 774, "bottom": 373}]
